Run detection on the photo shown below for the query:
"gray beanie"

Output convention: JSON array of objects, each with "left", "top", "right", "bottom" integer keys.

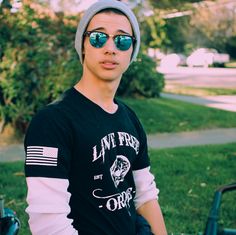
[{"left": 75, "top": 0, "right": 140, "bottom": 64}]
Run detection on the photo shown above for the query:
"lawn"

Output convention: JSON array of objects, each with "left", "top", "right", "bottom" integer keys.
[
  {"left": 150, "top": 143, "right": 236, "bottom": 234},
  {"left": 225, "top": 61, "right": 236, "bottom": 68},
  {"left": 123, "top": 97, "right": 236, "bottom": 134},
  {"left": 1, "top": 143, "right": 235, "bottom": 235}
]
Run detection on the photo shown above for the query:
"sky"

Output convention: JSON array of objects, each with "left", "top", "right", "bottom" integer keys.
[
  {"left": 72, "top": 0, "right": 98, "bottom": 12},
  {"left": 75, "top": 0, "right": 136, "bottom": 11},
  {"left": 49, "top": 0, "right": 138, "bottom": 13},
  {"left": 48, "top": 0, "right": 99, "bottom": 13},
  {"left": 0, "top": 0, "right": 142, "bottom": 14}
]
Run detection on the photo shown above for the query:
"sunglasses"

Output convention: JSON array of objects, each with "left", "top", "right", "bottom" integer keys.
[{"left": 84, "top": 31, "right": 136, "bottom": 51}]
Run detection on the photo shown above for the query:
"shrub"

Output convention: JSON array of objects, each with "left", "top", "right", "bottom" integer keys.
[
  {"left": 0, "top": 1, "right": 82, "bottom": 134},
  {"left": 118, "top": 53, "right": 164, "bottom": 98}
]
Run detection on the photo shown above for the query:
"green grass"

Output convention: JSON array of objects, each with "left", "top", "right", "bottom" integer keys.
[
  {"left": 123, "top": 97, "right": 236, "bottom": 134},
  {"left": 150, "top": 143, "right": 236, "bottom": 234},
  {"left": 164, "top": 86, "right": 236, "bottom": 96},
  {"left": 225, "top": 61, "right": 236, "bottom": 68},
  {"left": 1, "top": 143, "right": 235, "bottom": 235},
  {"left": 197, "top": 87, "right": 236, "bottom": 95},
  {"left": 0, "top": 162, "right": 28, "bottom": 235}
]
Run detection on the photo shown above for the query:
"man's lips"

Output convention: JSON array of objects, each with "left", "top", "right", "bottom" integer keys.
[{"left": 100, "top": 60, "right": 119, "bottom": 69}]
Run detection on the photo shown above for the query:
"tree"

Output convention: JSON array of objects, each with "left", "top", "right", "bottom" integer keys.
[
  {"left": 146, "top": 0, "right": 236, "bottom": 57},
  {"left": 187, "top": 1, "right": 236, "bottom": 53},
  {"left": 118, "top": 54, "right": 164, "bottom": 98},
  {"left": 226, "top": 36, "right": 236, "bottom": 59},
  {"left": 139, "top": 0, "right": 204, "bottom": 53},
  {"left": 148, "top": 0, "right": 203, "bottom": 10},
  {"left": 164, "top": 15, "right": 191, "bottom": 53},
  {"left": 139, "top": 10, "right": 169, "bottom": 51}
]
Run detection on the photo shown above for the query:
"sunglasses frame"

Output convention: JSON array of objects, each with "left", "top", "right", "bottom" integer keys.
[{"left": 83, "top": 30, "right": 136, "bottom": 51}]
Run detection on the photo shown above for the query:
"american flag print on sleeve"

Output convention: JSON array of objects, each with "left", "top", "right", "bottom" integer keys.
[{"left": 26, "top": 146, "right": 58, "bottom": 166}]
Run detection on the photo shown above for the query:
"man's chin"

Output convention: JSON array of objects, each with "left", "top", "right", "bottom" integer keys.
[{"left": 99, "top": 72, "right": 122, "bottom": 82}]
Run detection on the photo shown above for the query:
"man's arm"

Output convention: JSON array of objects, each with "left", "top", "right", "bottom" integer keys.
[
  {"left": 26, "top": 177, "right": 78, "bottom": 235},
  {"left": 24, "top": 107, "right": 77, "bottom": 234},
  {"left": 137, "top": 199, "right": 167, "bottom": 235},
  {"left": 133, "top": 167, "right": 167, "bottom": 235}
]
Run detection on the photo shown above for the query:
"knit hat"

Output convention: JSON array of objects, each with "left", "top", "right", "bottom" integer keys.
[{"left": 75, "top": 0, "right": 140, "bottom": 64}]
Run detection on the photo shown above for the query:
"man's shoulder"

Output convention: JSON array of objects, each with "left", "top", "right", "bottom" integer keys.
[
  {"left": 30, "top": 89, "right": 74, "bottom": 126},
  {"left": 116, "top": 98, "right": 146, "bottom": 136},
  {"left": 28, "top": 106, "right": 63, "bottom": 133}
]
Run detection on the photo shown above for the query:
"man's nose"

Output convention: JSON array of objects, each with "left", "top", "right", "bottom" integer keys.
[{"left": 103, "top": 37, "right": 117, "bottom": 54}]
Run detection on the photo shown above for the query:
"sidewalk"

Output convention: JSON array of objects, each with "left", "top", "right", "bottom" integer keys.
[
  {"left": 161, "top": 93, "right": 236, "bottom": 112},
  {"left": 1, "top": 128, "right": 236, "bottom": 162},
  {"left": 147, "top": 128, "right": 236, "bottom": 149},
  {"left": 0, "top": 144, "right": 24, "bottom": 162}
]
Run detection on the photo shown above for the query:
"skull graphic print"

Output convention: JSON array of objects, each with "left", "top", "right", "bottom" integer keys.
[{"left": 110, "top": 155, "right": 131, "bottom": 187}]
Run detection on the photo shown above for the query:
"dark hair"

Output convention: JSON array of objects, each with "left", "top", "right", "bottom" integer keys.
[{"left": 96, "top": 8, "right": 126, "bottom": 16}]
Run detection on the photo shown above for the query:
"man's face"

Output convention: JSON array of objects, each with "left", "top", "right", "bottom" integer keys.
[{"left": 83, "top": 12, "right": 134, "bottom": 82}]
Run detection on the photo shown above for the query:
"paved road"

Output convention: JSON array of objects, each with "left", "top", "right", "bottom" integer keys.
[
  {"left": 0, "top": 144, "right": 24, "bottom": 162},
  {"left": 157, "top": 67, "right": 236, "bottom": 112},
  {"left": 1, "top": 128, "right": 236, "bottom": 162},
  {"left": 158, "top": 67, "right": 236, "bottom": 88}
]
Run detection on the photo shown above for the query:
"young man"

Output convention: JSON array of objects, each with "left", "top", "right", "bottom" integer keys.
[{"left": 24, "top": 1, "right": 167, "bottom": 234}]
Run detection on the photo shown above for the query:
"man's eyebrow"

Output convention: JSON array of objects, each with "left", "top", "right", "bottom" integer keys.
[
  {"left": 89, "top": 27, "right": 105, "bottom": 31},
  {"left": 89, "top": 27, "right": 132, "bottom": 35},
  {"left": 117, "top": 29, "right": 132, "bottom": 35}
]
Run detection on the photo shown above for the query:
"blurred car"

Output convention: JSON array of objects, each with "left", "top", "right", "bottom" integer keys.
[
  {"left": 186, "top": 48, "right": 230, "bottom": 67},
  {"left": 213, "top": 52, "right": 230, "bottom": 66},
  {"left": 186, "top": 48, "right": 214, "bottom": 67},
  {"left": 160, "top": 53, "right": 186, "bottom": 68}
]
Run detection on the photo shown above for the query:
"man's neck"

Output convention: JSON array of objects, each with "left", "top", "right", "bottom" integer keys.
[{"left": 74, "top": 76, "right": 120, "bottom": 114}]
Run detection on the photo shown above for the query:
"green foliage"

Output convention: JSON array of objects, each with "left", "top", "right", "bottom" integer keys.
[
  {"left": 0, "top": 1, "right": 82, "bottom": 133},
  {"left": 147, "top": 0, "right": 236, "bottom": 56},
  {"left": 118, "top": 54, "right": 164, "bottom": 98},
  {"left": 185, "top": 4, "right": 236, "bottom": 54},
  {"left": 165, "top": 16, "right": 191, "bottom": 53},
  {"left": 148, "top": 0, "right": 203, "bottom": 10},
  {"left": 140, "top": 11, "right": 169, "bottom": 51},
  {"left": 226, "top": 36, "right": 236, "bottom": 59}
]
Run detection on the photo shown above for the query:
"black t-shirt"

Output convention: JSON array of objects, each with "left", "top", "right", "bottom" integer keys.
[{"left": 25, "top": 87, "right": 150, "bottom": 235}]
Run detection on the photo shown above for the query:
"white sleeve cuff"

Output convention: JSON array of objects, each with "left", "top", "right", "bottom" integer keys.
[
  {"left": 28, "top": 213, "right": 78, "bottom": 235},
  {"left": 26, "top": 177, "right": 78, "bottom": 235},
  {"left": 133, "top": 167, "right": 159, "bottom": 209}
]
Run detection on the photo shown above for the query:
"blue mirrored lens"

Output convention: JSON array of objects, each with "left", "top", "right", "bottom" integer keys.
[
  {"left": 90, "top": 32, "right": 107, "bottom": 48},
  {"left": 114, "top": 35, "right": 132, "bottom": 51}
]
